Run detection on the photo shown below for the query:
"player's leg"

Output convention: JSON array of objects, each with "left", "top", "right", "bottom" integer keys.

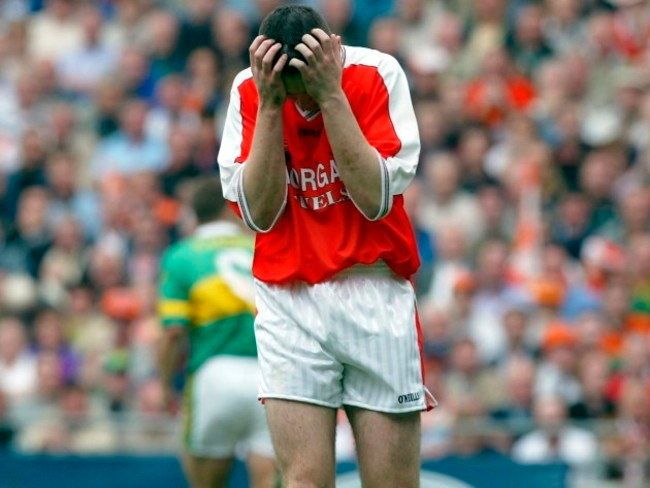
[
  {"left": 244, "top": 358, "right": 278, "bottom": 488},
  {"left": 246, "top": 453, "right": 277, "bottom": 488},
  {"left": 265, "top": 399, "right": 337, "bottom": 488},
  {"left": 334, "top": 272, "right": 435, "bottom": 487},
  {"left": 182, "top": 454, "right": 233, "bottom": 488},
  {"left": 345, "top": 406, "right": 421, "bottom": 488},
  {"left": 183, "top": 358, "right": 249, "bottom": 488},
  {"left": 253, "top": 280, "right": 344, "bottom": 487}
]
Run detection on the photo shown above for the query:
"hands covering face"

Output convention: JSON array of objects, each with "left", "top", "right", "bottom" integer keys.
[
  {"left": 249, "top": 35, "right": 288, "bottom": 108},
  {"left": 248, "top": 28, "right": 343, "bottom": 107},
  {"left": 289, "top": 28, "right": 344, "bottom": 104}
]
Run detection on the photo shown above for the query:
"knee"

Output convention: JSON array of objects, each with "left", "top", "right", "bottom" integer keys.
[{"left": 282, "top": 471, "right": 334, "bottom": 488}]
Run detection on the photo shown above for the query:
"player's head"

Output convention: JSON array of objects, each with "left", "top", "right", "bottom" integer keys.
[
  {"left": 259, "top": 5, "right": 332, "bottom": 95},
  {"left": 192, "top": 177, "right": 226, "bottom": 224}
]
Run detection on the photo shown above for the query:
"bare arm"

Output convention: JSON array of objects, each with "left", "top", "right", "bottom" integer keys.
[
  {"left": 291, "top": 30, "right": 384, "bottom": 219},
  {"left": 241, "top": 105, "right": 287, "bottom": 231},
  {"left": 240, "top": 36, "right": 289, "bottom": 231},
  {"left": 319, "top": 93, "right": 384, "bottom": 219},
  {"left": 157, "top": 326, "right": 185, "bottom": 408}
]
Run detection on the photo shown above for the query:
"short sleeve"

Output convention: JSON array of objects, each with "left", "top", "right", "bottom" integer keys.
[
  {"left": 158, "top": 248, "right": 190, "bottom": 328},
  {"left": 354, "top": 55, "right": 420, "bottom": 219}
]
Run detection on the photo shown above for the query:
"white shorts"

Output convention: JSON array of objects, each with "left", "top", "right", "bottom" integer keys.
[
  {"left": 184, "top": 356, "right": 273, "bottom": 458},
  {"left": 254, "top": 266, "right": 436, "bottom": 413}
]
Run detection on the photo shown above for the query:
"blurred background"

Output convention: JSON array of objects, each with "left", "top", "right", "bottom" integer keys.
[{"left": 0, "top": 0, "right": 648, "bottom": 487}]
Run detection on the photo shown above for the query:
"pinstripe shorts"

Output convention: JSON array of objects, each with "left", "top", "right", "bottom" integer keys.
[{"left": 253, "top": 265, "right": 436, "bottom": 413}]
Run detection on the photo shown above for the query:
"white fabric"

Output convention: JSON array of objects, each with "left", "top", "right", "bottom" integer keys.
[
  {"left": 535, "top": 362, "right": 583, "bottom": 405},
  {"left": 512, "top": 427, "right": 598, "bottom": 466},
  {"left": 0, "top": 353, "right": 37, "bottom": 403},
  {"left": 217, "top": 68, "right": 251, "bottom": 205},
  {"left": 254, "top": 269, "right": 436, "bottom": 413},
  {"left": 186, "top": 356, "right": 273, "bottom": 458}
]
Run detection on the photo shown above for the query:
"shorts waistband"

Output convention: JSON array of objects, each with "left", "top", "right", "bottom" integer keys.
[{"left": 333, "top": 261, "right": 393, "bottom": 279}]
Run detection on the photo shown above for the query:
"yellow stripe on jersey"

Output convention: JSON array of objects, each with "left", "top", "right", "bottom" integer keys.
[
  {"left": 158, "top": 300, "right": 191, "bottom": 319},
  {"left": 189, "top": 276, "right": 254, "bottom": 327}
]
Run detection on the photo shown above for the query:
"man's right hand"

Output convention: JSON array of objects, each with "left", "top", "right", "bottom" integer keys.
[{"left": 249, "top": 35, "right": 288, "bottom": 108}]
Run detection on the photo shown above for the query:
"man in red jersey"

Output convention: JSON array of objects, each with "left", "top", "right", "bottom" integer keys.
[{"left": 218, "top": 5, "right": 435, "bottom": 487}]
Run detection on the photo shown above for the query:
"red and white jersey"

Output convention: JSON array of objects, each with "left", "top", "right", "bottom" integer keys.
[{"left": 218, "top": 46, "right": 420, "bottom": 285}]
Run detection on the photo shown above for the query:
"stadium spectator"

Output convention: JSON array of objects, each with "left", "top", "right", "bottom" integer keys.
[
  {"left": 14, "top": 352, "right": 65, "bottom": 425},
  {"left": 569, "top": 350, "right": 616, "bottom": 420},
  {"left": 535, "top": 322, "right": 582, "bottom": 405},
  {"left": 445, "top": 339, "right": 504, "bottom": 417},
  {"left": 1, "top": 187, "right": 51, "bottom": 276},
  {"left": 0, "top": 317, "right": 37, "bottom": 407},
  {"left": 512, "top": 395, "right": 598, "bottom": 467},
  {"left": 491, "top": 356, "right": 536, "bottom": 432},
  {"left": 18, "top": 383, "right": 116, "bottom": 454},
  {"left": 91, "top": 99, "right": 168, "bottom": 179},
  {"left": 56, "top": 5, "right": 118, "bottom": 96},
  {"left": 418, "top": 152, "right": 484, "bottom": 245},
  {"left": 27, "top": 0, "right": 83, "bottom": 63}
]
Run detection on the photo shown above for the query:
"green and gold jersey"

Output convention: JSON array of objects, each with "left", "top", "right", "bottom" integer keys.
[{"left": 158, "top": 222, "right": 257, "bottom": 373}]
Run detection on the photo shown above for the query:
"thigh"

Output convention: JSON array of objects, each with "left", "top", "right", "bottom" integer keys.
[
  {"left": 265, "top": 399, "right": 337, "bottom": 488},
  {"left": 345, "top": 406, "right": 421, "bottom": 488},
  {"left": 183, "top": 453, "right": 233, "bottom": 488}
]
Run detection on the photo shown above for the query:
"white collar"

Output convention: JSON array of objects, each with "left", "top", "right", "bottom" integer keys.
[{"left": 194, "top": 221, "right": 240, "bottom": 238}]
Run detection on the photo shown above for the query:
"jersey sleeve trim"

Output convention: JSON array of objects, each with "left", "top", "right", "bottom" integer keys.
[
  {"left": 349, "top": 149, "right": 392, "bottom": 221},
  {"left": 236, "top": 166, "right": 288, "bottom": 233},
  {"left": 158, "top": 299, "right": 191, "bottom": 328}
]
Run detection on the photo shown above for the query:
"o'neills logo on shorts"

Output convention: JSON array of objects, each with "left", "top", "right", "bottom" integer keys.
[{"left": 398, "top": 392, "right": 421, "bottom": 404}]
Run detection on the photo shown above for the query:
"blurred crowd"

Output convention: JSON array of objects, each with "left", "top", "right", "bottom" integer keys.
[{"left": 0, "top": 0, "right": 649, "bottom": 485}]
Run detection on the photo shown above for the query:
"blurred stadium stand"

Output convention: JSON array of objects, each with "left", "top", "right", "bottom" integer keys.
[{"left": 0, "top": 0, "right": 649, "bottom": 487}]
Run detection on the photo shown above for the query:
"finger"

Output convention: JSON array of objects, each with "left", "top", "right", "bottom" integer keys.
[
  {"left": 249, "top": 35, "right": 266, "bottom": 52},
  {"left": 249, "top": 35, "right": 266, "bottom": 62},
  {"left": 262, "top": 43, "right": 282, "bottom": 72},
  {"left": 294, "top": 43, "right": 316, "bottom": 64},
  {"left": 333, "top": 35, "right": 343, "bottom": 61},
  {"left": 254, "top": 39, "right": 275, "bottom": 70},
  {"left": 301, "top": 34, "right": 323, "bottom": 60},
  {"left": 311, "top": 28, "right": 332, "bottom": 54},
  {"left": 273, "top": 53, "right": 288, "bottom": 73},
  {"left": 288, "top": 58, "right": 308, "bottom": 73}
]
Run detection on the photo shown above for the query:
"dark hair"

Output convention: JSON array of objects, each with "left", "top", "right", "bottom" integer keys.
[
  {"left": 259, "top": 5, "right": 331, "bottom": 74},
  {"left": 192, "top": 177, "right": 226, "bottom": 224}
]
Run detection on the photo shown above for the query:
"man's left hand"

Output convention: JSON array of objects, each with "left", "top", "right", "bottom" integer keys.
[{"left": 290, "top": 29, "right": 343, "bottom": 104}]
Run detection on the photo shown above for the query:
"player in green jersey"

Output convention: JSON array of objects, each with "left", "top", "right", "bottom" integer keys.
[{"left": 158, "top": 178, "right": 275, "bottom": 488}]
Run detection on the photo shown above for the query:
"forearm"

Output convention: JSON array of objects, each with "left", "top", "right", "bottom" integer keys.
[
  {"left": 241, "top": 105, "right": 287, "bottom": 231},
  {"left": 158, "top": 331, "right": 184, "bottom": 387},
  {"left": 320, "top": 92, "right": 384, "bottom": 219}
]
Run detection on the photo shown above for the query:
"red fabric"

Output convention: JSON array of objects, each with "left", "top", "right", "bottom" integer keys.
[
  {"left": 414, "top": 306, "right": 436, "bottom": 412},
  {"left": 233, "top": 65, "right": 420, "bottom": 284}
]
